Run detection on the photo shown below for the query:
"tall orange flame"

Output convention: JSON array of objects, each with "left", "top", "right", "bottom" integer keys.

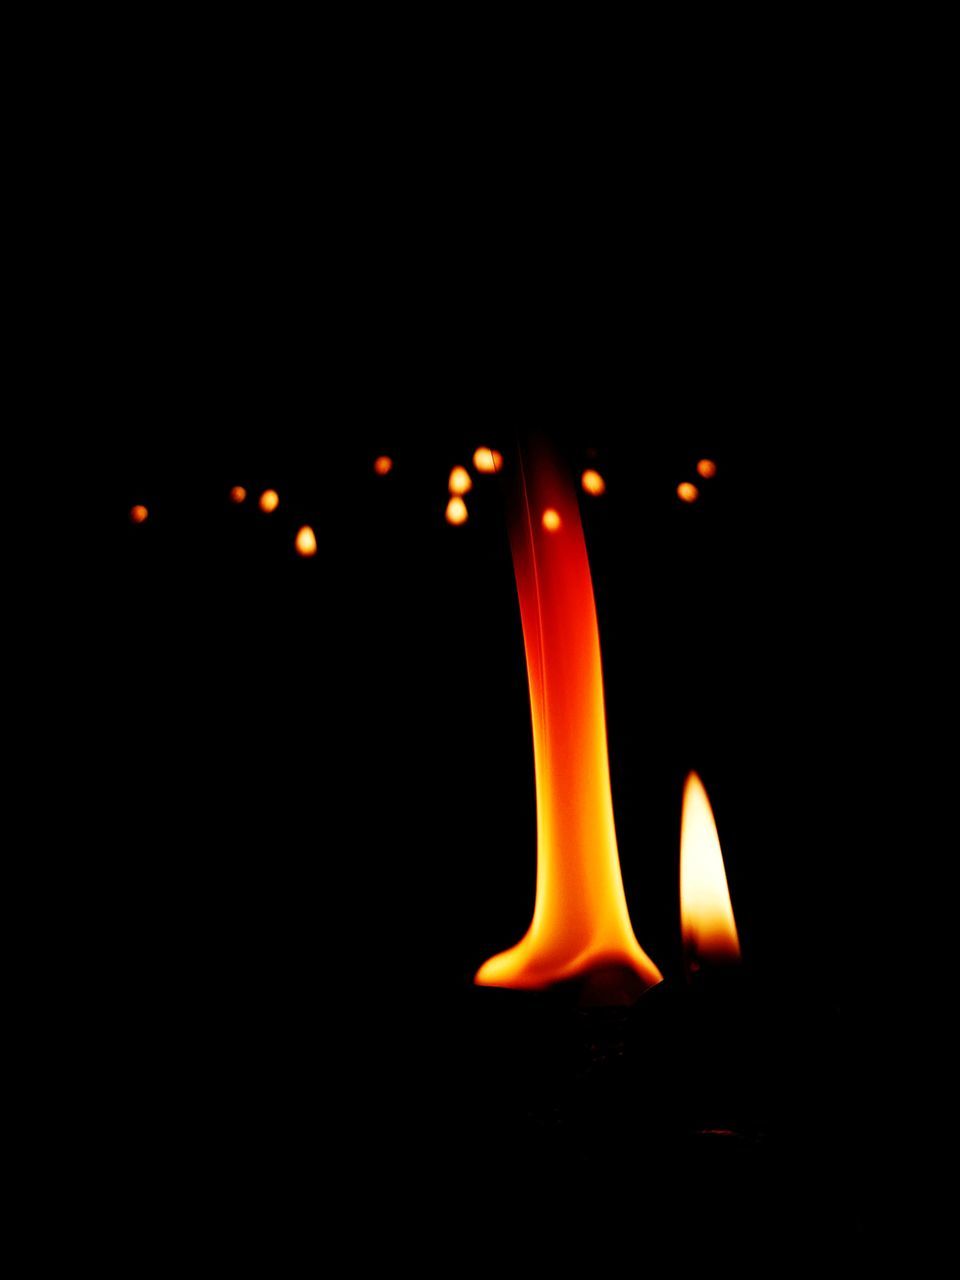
[
  {"left": 680, "top": 772, "right": 741, "bottom": 967},
  {"left": 475, "top": 441, "right": 662, "bottom": 996}
]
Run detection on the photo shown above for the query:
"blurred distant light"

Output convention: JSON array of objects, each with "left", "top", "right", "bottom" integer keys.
[
  {"left": 129, "top": 504, "right": 149, "bottom": 525},
  {"left": 473, "top": 447, "right": 503, "bottom": 474},
  {"left": 374, "top": 455, "right": 394, "bottom": 476},
  {"left": 581, "top": 469, "right": 606, "bottom": 496},
  {"left": 259, "top": 489, "right": 280, "bottom": 513},
  {"left": 449, "top": 465, "right": 473, "bottom": 495},
  {"left": 697, "top": 459, "right": 718, "bottom": 479},
  {"left": 229, "top": 486, "right": 248, "bottom": 504},
  {"left": 295, "top": 525, "right": 318, "bottom": 557},
  {"left": 542, "top": 508, "right": 562, "bottom": 532},
  {"left": 677, "top": 482, "right": 700, "bottom": 504},
  {"left": 446, "top": 496, "right": 469, "bottom": 526}
]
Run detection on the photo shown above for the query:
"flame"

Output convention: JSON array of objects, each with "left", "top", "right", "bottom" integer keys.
[
  {"left": 229, "top": 486, "right": 248, "bottom": 504},
  {"left": 696, "top": 459, "right": 717, "bottom": 479},
  {"left": 295, "top": 525, "right": 317, "bottom": 557},
  {"left": 677, "top": 482, "right": 699, "bottom": 504},
  {"left": 475, "top": 441, "right": 662, "bottom": 995},
  {"left": 581, "top": 469, "right": 606, "bottom": 496},
  {"left": 446, "top": 496, "right": 468, "bottom": 525},
  {"left": 449, "top": 466, "right": 473, "bottom": 496},
  {"left": 680, "top": 772, "right": 741, "bottom": 967},
  {"left": 473, "top": 447, "right": 503, "bottom": 474},
  {"left": 374, "top": 455, "right": 393, "bottom": 476},
  {"left": 541, "top": 508, "right": 562, "bottom": 532},
  {"left": 259, "top": 489, "right": 280, "bottom": 513},
  {"left": 130, "top": 504, "right": 149, "bottom": 524}
]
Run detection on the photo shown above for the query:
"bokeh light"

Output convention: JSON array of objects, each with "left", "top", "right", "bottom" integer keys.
[
  {"left": 473, "top": 447, "right": 503, "bottom": 474},
  {"left": 449, "top": 466, "right": 473, "bottom": 495},
  {"left": 295, "top": 526, "right": 318, "bottom": 557},
  {"left": 446, "top": 496, "right": 469, "bottom": 526}
]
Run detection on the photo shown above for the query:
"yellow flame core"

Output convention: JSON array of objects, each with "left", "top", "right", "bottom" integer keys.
[
  {"left": 677, "top": 482, "right": 699, "bottom": 504},
  {"left": 680, "top": 772, "right": 741, "bottom": 965},
  {"left": 259, "top": 489, "right": 280, "bottom": 513},
  {"left": 475, "top": 444, "right": 662, "bottom": 993},
  {"left": 582, "top": 469, "right": 606, "bottom": 496}
]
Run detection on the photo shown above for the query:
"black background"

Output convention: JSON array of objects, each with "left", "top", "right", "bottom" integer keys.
[
  {"left": 87, "top": 425, "right": 896, "bottom": 1252},
  {"left": 53, "top": 30, "right": 937, "bottom": 1260}
]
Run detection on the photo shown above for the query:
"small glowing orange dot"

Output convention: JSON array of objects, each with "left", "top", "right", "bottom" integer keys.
[
  {"left": 446, "top": 496, "right": 469, "bottom": 526},
  {"left": 374, "top": 456, "right": 394, "bottom": 476},
  {"left": 449, "top": 466, "right": 473, "bottom": 496},
  {"left": 581, "top": 469, "right": 606, "bottom": 496},
  {"left": 259, "top": 489, "right": 280, "bottom": 513},
  {"left": 542, "top": 508, "right": 562, "bottom": 532},
  {"left": 697, "top": 459, "right": 718, "bottom": 479},
  {"left": 677, "top": 482, "right": 700, "bottom": 504},
  {"left": 295, "top": 525, "right": 317, "bottom": 557},
  {"left": 473, "top": 447, "right": 503, "bottom": 474},
  {"left": 229, "top": 486, "right": 247, "bottom": 504},
  {"left": 130, "top": 504, "right": 149, "bottom": 524}
]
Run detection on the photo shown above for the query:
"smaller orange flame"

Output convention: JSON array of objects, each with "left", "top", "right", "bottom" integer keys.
[
  {"left": 259, "top": 489, "right": 280, "bottom": 513},
  {"left": 229, "top": 486, "right": 248, "bottom": 504},
  {"left": 680, "top": 772, "right": 741, "bottom": 967},
  {"left": 295, "top": 526, "right": 317, "bottom": 557},
  {"left": 697, "top": 459, "right": 717, "bottom": 479},
  {"left": 446, "top": 496, "right": 468, "bottom": 526},
  {"left": 473, "top": 447, "right": 503, "bottom": 474},
  {"left": 449, "top": 466, "right": 473, "bottom": 496},
  {"left": 542, "top": 508, "right": 562, "bottom": 532},
  {"left": 677, "top": 482, "right": 699, "bottom": 504},
  {"left": 130, "top": 505, "right": 149, "bottom": 524},
  {"left": 581, "top": 469, "right": 606, "bottom": 496},
  {"left": 374, "top": 456, "right": 394, "bottom": 476}
]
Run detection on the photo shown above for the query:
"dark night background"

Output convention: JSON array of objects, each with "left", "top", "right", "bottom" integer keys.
[{"left": 52, "top": 26, "right": 939, "bottom": 1262}]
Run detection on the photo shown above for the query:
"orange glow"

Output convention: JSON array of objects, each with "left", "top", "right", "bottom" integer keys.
[
  {"left": 475, "top": 442, "right": 662, "bottom": 996},
  {"left": 446, "top": 496, "right": 468, "bottom": 526},
  {"left": 473, "top": 447, "right": 503, "bottom": 474},
  {"left": 541, "top": 508, "right": 562, "bottom": 532},
  {"left": 449, "top": 466, "right": 473, "bottom": 496},
  {"left": 697, "top": 459, "right": 717, "bottom": 479},
  {"left": 130, "top": 505, "right": 149, "bottom": 524},
  {"left": 259, "top": 489, "right": 280, "bottom": 513},
  {"left": 374, "top": 455, "right": 393, "bottom": 476},
  {"left": 677, "top": 482, "right": 699, "bottom": 504},
  {"left": 680, "top": 772, "right": 741, "bottom": 967},
  {"left": 229, "top": 486, "right": 248, "bottom": 504},
  {"left": 581, "top": 469, "right": 606, "bottom": 496},
  {"left": 295, "top": 525, "right": 317, "bottom": 557}
]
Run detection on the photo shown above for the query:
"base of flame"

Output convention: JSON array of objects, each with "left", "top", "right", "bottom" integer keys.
[{"left": 475, "top": 960, "right": 662, "bottom": 1008}]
